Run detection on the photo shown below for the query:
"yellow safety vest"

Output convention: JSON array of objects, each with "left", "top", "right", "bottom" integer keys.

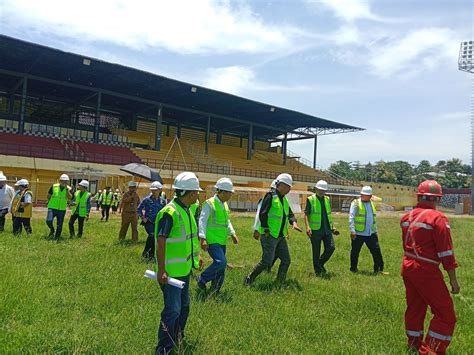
[
  {"left": 308, "top": 195, "right": 333, "bottom": 231},
  {"left": 12, "top": 189, "right": 32, "bottom": 218},
  {"left": 112, "top": 193, "right": 121, "bottom": 207},
  {"left": 354, "top": 198, "right": 377, "bottom": 233}
]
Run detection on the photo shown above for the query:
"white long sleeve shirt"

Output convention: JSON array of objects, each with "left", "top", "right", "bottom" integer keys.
[
  {"left": 253, "top": 200, "right": 262, "bottom": 231},
  {"left": 0, "top": 184, "right": 15, "bottom": 210},
  {"left": 349, "top": 199, "right": 377, "bottom": 236},
  {"left": 198, "top": 195, "right": 236, "bottom": 239}
]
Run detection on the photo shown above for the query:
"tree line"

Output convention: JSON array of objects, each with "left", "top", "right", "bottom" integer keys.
[{"left": 328, "top": 159, "right": 472, "bottom": 188}]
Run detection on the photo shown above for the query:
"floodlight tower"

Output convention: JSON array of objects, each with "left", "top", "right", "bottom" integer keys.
[{"left": 458, "top": 41, "right": 474, "bottom": 214}]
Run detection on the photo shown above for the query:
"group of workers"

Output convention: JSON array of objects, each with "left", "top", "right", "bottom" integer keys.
[
  {"left": 0, "top": 170, "right": 460, "bottom": 354},
  {"left": 152, "top": 171, "right": 460, "bottom": 355}
]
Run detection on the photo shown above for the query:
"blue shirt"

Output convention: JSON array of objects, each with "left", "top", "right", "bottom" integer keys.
[{"left": 137, "top": 194, "right": 166, "bottom": 223}]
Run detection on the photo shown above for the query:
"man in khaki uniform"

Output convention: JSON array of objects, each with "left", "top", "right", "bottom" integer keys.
[{"left": 119, "top": 181, "right": 140, "bottom": 242}]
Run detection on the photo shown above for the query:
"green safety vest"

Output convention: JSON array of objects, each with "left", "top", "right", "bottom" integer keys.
[
  {"left": 154, "top": 199, "right": 199, "bottom": 277},
  {"left": 160, "top": 191, "right": 166, "bottom": 199},
  {"left": 101, "top": 191, "right": 113, "bottom": 206},
  {"left": 308, "top": 195, "right": 333, "bottom": 231},
  {"left": 71, "top": 191, "right": 91, "bottom": 217},
  {"left": 205, "top": 196, "right": 230, "bottom": 245},
  {"left": 47, "top": 183, "right": 69, "bottom": 211},
  {"left": 354, "top": 198, "right": 377, "bottom": 233},
  {"left": 189, "top": 200, "right": 199, "bottom": 218},
  {"left": 259, "top": 194, "right": 289, "bottom": 238},
  {"left": 112, "top": 193, "right": 121, "bottom": 207}
]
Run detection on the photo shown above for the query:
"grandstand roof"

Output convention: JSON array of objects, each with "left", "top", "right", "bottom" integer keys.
[{"left": 0, "top": 35, "right": 363, "bottom": 140}]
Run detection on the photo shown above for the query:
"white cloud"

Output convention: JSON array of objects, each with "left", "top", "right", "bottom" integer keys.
[
  {"left": 0, "top": 0, "right": 297, "bottom": 54},
  {"left": 202, "top": 66, "right": 256, "bottom": 95},
  {"left": 307, "top": 0, "right": 382, "bottom": 22},
  {"left": 201, "top": 66, "right": 320, "bottom": 95},
  {"left": 288, "top": 114, "right": 470, "bottom": 168},
  {"left": 367, "top": 28, "right": 458, "bottom": 78}
]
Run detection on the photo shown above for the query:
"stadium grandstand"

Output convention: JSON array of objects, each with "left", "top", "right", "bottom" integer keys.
[{"left": 0, "top": 34, "right": 368, "bottom": 209}]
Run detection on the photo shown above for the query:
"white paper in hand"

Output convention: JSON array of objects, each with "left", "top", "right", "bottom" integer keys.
[{"left": 144, "top": 270, "right": 185, "bottom": 289}]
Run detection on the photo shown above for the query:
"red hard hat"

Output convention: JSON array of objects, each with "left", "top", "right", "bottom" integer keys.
[{"left": 416, "top": 180, "right": 443, "bottom": 197}]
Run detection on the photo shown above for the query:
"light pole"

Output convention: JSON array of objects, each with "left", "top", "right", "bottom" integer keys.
[{"left": 458, "top": 41, "right": 474, "bottom": 214}]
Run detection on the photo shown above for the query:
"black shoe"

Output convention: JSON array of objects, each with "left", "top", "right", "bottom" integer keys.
[
  {"left": 196, "top": 276, "right": 207, "bottom": 290},
  {"left": 77, "top": 235, "right": 82, "bottom": 238},
  {"left": 243, "top": 276, "right": 253, "bottom": 287},
  {"left": 350, "top": 268, "right": 358, "bottom": 273}
]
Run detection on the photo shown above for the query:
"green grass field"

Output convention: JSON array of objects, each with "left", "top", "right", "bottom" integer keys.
[{"left": 1, "top": 211, "right": 473, "bottom": 353}]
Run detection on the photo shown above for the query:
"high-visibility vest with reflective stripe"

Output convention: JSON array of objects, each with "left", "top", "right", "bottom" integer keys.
[
  {"left": 259, "top": 194, "right": 289, "bottom": 238},
  {"left": 205, "top": 196, "right": 230, "bottom": 245},
  {"left": 101, "top": 191, "right": 113, "bottom": 206},
  {"left": 308, "top": 195, "right": 333, "bottom": 231},
  {"left": 12, "top": 190, "right": 32, "bottom": 218},
  {"left": 47, "top": 183, "right": 68, "bottom": 211},
  {"left": 354, "top": 198, "right": 377, "bottom": 233},
  {"left": 71, "top": 191, "right": 91, "bottom": 217},
  {"left": 154, "top": 199, "right": 198, "bottom": 277},
  {"left": 112, "top": 193, "right": 121, "bottom": 207}
]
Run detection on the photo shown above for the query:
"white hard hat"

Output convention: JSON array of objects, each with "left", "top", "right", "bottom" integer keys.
[
  {"left": 172, "top": 172, "right": 203, "bottom": 191},
  {"left": 0, "top": 175, "right": 6, "bottom": 182},
  {"left": 150, "top": 181, "right": 163, "bottom": 190},
  {"left": 59, "top": 174, "right": 70, "bottom": 181},
  {"left": 15, "top": 179, "right": 29, "bottom": 186},
  {"left": 215, "top": 177, "right": 234, "bottom": 192},
  {"left": 128, "top": 181, "right": 138, "bottom": 187},
  {"left": 115, "top": 188, "right": 120, "bottom": 192},
  {"left": 98, "top": 189, "right": 102, "bottom": 192},
  {"left": 275, "top": 173, "right": 293, "bottom": 187},
  {"left": 270, "top": 179, "right": 277, "bottom": 189},
  {"left": 360, "top": 186, "right": 373, "bottom": 196},
  {"left": 315, "top": 180, "right": 329, "bottom": 191},
  {"left": 78, "top": 180, "right": 89, "bottom": 189}
]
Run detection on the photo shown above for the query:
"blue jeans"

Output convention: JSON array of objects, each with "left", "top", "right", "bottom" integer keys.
[
  {"left": 156, "top": 274, "right": 190, "bottom": 354},
  {"left": 199, "top": 244, "right": 227, "bottom": 290},
  {"left": 46, "top": 209, "right": 66, "bottom": 238}
]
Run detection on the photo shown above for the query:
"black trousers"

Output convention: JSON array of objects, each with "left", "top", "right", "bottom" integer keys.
[
  {"left": 310, "top": 233, "right": 335, "bottom": 274},
  {"left": 69, "top": 213, "right": 85, "bottom": 237},
  {"left": 0, "top": 208, "right": 8, "bottom": 231},
  {"left": 350, "top": 233, "right": 384, "bottom": 272},
  {"left": 12, "top": 217, "right": 32, "bottom": 235},
  {"left": 101, "top": 204, "right": 111, "bottom": 221},
  {"left": 248, "top": 235, "right": 291, "bottom": 282},
  {"left": 142, "top": 221, "right": 155, "bottom": 259}
]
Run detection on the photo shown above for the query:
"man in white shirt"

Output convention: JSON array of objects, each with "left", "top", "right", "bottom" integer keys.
[
  {"left": 348, "top": 186, "right": 386, "bottom": 274},
  {"left": 0, "top": 174, "right": 15, "bottom": 232},
  {"left": 196, "top": 178, "right": 239, "bottom": 292}
]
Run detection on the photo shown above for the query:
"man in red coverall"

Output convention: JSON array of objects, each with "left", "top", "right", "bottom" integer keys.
[{"left": 400, "top": 180, "right": 460, "bottom": 354}]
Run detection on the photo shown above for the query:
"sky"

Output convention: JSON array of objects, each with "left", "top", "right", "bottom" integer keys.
[{"left": 0, "top": 0, "right": 472, "bottom": 169}]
